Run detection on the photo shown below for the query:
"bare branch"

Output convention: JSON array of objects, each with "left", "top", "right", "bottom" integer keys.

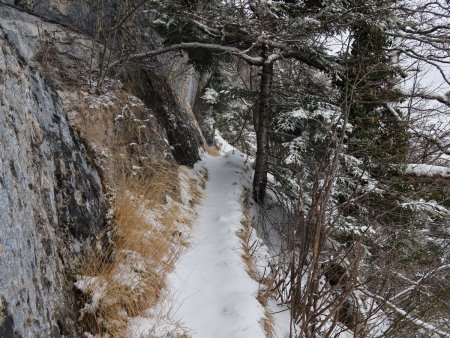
[
  {"left": 409, "top": 92, "right": 450, "bottom": 108},
  {"left": 362, "top": 290, "right": 450, "bottom": 338},
  {"left": 108, "top": 42, "right": 265, "bottom": 70}
]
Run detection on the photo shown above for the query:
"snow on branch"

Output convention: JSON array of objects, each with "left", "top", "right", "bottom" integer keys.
[
  {"left": 362, "top": 290, "right": 450, "bottom": 338},
  {"left": 394, "top": 265, "right": 450, "bottom": 287},
  {"left": 410, "top": 92, "right": 450, "bottom": 108},
  {"left": 108, "top": 42, "right": 265, "bottom": 69},
  {"left": 410, "top": 127, "right": 450, "bottom": 156},
  {"left": 405, "top": 164, "right": 450, "bottom": 178},
  {"left": 192, "top": 20, "right": 221, "bottom": 38}
]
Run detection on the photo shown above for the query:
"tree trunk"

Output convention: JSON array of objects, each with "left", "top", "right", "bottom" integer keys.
[{"left": 253, "top": 58, "right": 273, "bottom": 203}]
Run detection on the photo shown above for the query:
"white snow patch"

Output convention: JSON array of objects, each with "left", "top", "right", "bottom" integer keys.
[
  {"left": 202, "top": 87, "right": 220, "bottom": 105},
  {"left": 215, "top": 130, "right": 240, "bottom": 154},
  {"left": 405, "top": 164, "right": 450, "bottom": 178},
  {"left": 129, "top": 134, "right": 288, "bottom": 337},
  {"left": 400, "top": 199, "right": 448, "bottom": 215},
  {"left": 128, "top": 299, "right": 187, "bottom": 338},
  {"left": 167, "top": 151, "right": 267, "bottom": 337},
  {"left": 268, "top": 299, "right": 291, "bottom": 338},
  {"left": 74, "top": 276, "right": 108, "bottom": 318},
  {"left": 178, "top": 165, "right": 204, "bottom": 207}
]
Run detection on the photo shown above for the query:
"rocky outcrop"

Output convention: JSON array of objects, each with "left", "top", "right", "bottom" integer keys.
[
  {"left": 0, "top": 8, "right": 105, "bottom": 337},
  {"left": 1, "top": 0, "right": 105, "bottom": 34},
  {"left": 0, "top": 2, "right": 206, "bottom": 336},
  {"left": 122, "top": 66, "right": 202, "bottom": 166},
  {"left": 2, "top": 0, "right": 204, "bottom": 166}
]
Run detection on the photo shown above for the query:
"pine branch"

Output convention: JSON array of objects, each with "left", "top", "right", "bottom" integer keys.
[{"left": 108, "top": 42, "right": 264, "bottom": 70}]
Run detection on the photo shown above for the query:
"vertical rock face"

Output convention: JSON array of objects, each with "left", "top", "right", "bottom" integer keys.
[
  {"left": 1, "top": 0, "right": 105, "bottom": 34},
  {"left": 3, "top": 0, "right": 204, "bottom": 166},
  {"left": 0, "top": 19, "right": 105, "bottom": 337},
  {"left": 121, "top": 66, "right": 203, "bottom": 166},
  {"left": 0, "top": 2, "right": 206, "bottom": 336}
]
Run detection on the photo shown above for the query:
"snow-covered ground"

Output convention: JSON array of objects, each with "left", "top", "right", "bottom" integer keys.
[
  {"left": 128, "top": 141, "right": 290, "bottom": 337},
  {"left": 168, "top": 152, "right": 267, "bottom": 337}
]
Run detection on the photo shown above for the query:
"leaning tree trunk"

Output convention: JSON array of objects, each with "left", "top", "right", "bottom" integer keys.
[{"left": 253, "top": 57, "right": 273, "bottom": 203}]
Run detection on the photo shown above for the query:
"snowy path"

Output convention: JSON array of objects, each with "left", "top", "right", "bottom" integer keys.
[{"left": 169, "top": 152, "right": 267, "bottom": 338}]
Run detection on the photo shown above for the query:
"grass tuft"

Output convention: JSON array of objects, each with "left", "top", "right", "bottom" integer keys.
[
  {"left": 204, "top": 144, "right": 222, "bottom": 157},
  {"left": 239, "top": 190, "right": 276, "bottom": 338},
  {"left": 78, "top": 160, "right": 202, "bottom": 337}
]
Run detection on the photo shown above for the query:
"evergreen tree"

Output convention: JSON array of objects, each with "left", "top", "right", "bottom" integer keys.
[
  {"left": 100, "top": 1, "right": 450, "bottom": 333},
  {"left": 346, "top": 17, "right": 409, "bottom": 167}
]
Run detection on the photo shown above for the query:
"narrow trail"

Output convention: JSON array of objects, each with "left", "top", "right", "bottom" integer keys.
[{"left": 169, "top": 152, "right": 267, "bottom": 338}]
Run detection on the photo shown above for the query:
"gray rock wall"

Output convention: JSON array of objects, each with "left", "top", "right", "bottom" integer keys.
[
  {"left": 1, "top": 0, "right": 105, "bottom": 34},
  {"left": 121, "top": 65, "right": 202, "bottom": 166},
  {"left": 2, "top": 0, "right": 204, "bottom": 166},
  {"left": 0, "top": 2, "right": 206, "bottom": 335},
  {"left": 0, "top": 9, "right": 105, "bottom": 337}
]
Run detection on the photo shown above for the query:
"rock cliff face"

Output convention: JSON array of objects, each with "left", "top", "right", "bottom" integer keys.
[
  {"left": 0, "top": 9, "right": 105, "bottom": 337},
  {"left": 2, "top": 0, "right": 204, "bottom": 166},
  {"left": 1, "top": 0, "right": 104, "bottom": 33},
  {"left": 0, "top": 2, "right": 204, "bottom": 336},
  {"left": 122, "top": 66, "right": 203, "bottom": 165}
]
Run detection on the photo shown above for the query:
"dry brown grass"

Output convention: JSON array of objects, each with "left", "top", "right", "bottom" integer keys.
[
  {"left": 239, "top": 191, "right": 276, "bottom": 338},
  {"left": 61, "top": 87, "right": 170, "bottom": 190},
  {"left": 80, "top": 160, "right": 201, "bottom": 337},
  {"left": 204, "top": 144, "right": 222, "bottom": 157},
  {"left": 58, "top": 78, "right": 206, "bottom": 336}
]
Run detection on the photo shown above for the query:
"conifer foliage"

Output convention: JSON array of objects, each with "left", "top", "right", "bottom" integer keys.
[{"left": 100, "top": 0, "right": 449, "bottom": 336}]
